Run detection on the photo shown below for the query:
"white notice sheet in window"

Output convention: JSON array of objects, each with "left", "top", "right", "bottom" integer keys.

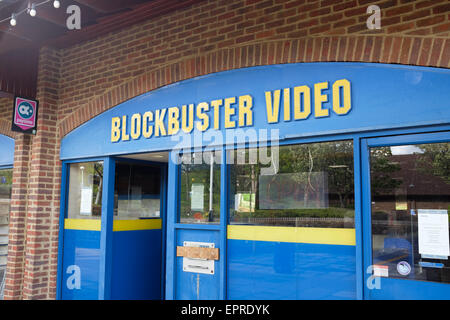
[
  {"left": 80, "top": 187, "right": 93, "bottom": 216},
  {"left": 418, "top": 209, "right": 450, "bottom": 258},
  {"left": 191, "top": 183, "right": 204, "bottom": 211}
]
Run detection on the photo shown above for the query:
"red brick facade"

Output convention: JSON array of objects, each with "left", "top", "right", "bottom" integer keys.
[{"left": 0, "top": 0, "right": 449, "bottom": 299}]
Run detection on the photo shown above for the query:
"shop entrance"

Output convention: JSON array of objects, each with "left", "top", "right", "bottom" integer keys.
[
  {"left": 362, "top": 132, "right": 450, "bottom": 299},
  {"left": 59, "top": 152, "right": 168, "bottom": 300}
]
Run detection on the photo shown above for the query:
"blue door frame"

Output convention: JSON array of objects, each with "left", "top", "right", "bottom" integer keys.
[
  {"left": 56, "top": 157, "right": 106, "bottom": 300},
  {"left": 361, "top": 131, "right": 450, "bottom": 300},
  {"left": 56, "top": 156, "right": 168, "bottom": 300},
  {"left": 165, "top": 147, "right": 228, "bottom": 300}
]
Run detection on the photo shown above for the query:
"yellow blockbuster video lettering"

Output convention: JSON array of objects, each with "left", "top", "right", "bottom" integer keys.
[{"left": 110, "top": 78, "right": 351, "bottom": 143}]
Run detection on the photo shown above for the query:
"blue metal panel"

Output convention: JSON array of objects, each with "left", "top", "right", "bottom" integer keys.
[
  {"left": 366, "top": 131, "right": 450, "bottom": 147},
  {"left": 361, "top": 138, "right": 373, "bottom": 300},
  {"left": 0, "top": 134, "right": 14, "bottom": 167},
  {"left": 174, "top": 223, "right": 221, "bottom": 230},
  {"left": 165, "top": 151, "right": 179, "bottom": 300},
  {"left": 160, "top": 164, "right": 168, "bottom": 299},
  {"left": 61, "top": 229, "right": 101, "bottom": 300},
  {"left": 56, "top": 162, "right": 68, "bottom": 300},
  {"left": 368, "top": 278, "right": 450, "bottom": 300},
  {"left": 227, "top": 240, "right": 356, "bottom": 300},
  {"left": 98, "top": 157, "right": 115, "bottom": 300},
  {"left": 60, "top": 63, "right": 450, "bottom": 160},
  {"left": 353, "top": 136, "right": 364, "bottom": 300},
  {"left": 219, "top": 146, "right": 228, "bottom": 300},
  {"left": 110, "top": 230, "right": 162, "bottom": 300},
  {"left": 175, "top": 229, "right": 221, "bottom": 300}
]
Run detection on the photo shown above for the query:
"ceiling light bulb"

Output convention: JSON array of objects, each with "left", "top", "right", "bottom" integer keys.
[
  {"left": 53, "top": 0, "right": 60, "bottom": 9},
  {"left": 10, "top": 13, "right": 16, "bottom": 26},
  {"left": 29, "top": 4, "right": 37, "bottom": 17}
]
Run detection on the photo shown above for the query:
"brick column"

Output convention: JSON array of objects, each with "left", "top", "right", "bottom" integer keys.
[
  {"left": 4, "top": 134, "right": 31, "bottom": 300},
  {"left": 22, "top": 47, "right": 61, "bottom": 300},
  {"left": 3, "top": 47, "right": 66, "bottom": 301}
]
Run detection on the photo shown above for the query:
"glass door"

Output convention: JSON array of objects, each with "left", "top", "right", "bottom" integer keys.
[
  {"left": 362, "top": 131, "right": 450, "bottom": 300},
  {"left": 166, "top": 149, "right": 225, "bottom": 300}
]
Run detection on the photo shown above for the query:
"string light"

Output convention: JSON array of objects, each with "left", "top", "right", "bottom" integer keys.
[
  {"left": 29, "top": 3, "right": 37, "bottom": 17},
  {"left": 10, "top": 13, "right": 16, "bottom": 26},
  {"left": 0, "top": 0, "right": 60, "bottom": 27}
]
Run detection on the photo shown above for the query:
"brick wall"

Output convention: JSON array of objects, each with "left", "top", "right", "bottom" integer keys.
[
  {"left": 0, "top": 98, "right": 12, "bottom": 121},
  {"left": 1, "top": 0, "right": 449, "bottom": 300},
  {"left": 57, "top": 0, "right": 450, "bottom": 125}
]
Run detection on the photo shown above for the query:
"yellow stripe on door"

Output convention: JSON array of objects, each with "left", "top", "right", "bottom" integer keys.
[{"left": 64, "top": 218, "right": 162, "bottom": 231}]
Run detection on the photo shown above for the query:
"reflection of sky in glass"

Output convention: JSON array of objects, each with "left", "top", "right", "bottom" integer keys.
[{"left": 391, "top": 145, "right": 424, "bottom": 155}]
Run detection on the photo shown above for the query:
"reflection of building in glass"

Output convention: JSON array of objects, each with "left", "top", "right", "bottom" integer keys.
[
  {"left": 259, "top": 172, "right": 328, "bottom": 209},
  {"left": 372, "top": 144, "right": 450, "bottom": 213}
]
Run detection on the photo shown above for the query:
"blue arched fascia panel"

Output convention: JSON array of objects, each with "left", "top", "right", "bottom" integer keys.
[{"left": 60, "top": 62, "right": 450, "bottom": 160}]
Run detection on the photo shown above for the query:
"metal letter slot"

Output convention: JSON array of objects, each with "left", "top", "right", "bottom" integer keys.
[{"left": 178, "top": 241, "right": 217, "bottom": 275}]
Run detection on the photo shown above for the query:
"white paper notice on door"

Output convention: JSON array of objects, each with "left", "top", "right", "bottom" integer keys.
[
  {"left": 418, "top": 209, "right": 450, "bottom": 258},
  {"left": 191, "top": 183, "right": 204, "bottom": 211},
  {"left": 80, "top": 187, "right": 93, "bottom": 216}
]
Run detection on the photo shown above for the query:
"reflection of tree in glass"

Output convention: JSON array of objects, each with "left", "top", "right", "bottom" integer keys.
[
  {"left": 0, "top": 169, "right": 12, "bottom": 205},
  {"left": 232, "top": 141, "right": 355, "bottom": 211},
  {"left": 93, "top": 164, "right": 103, "bottom": 206},
  {"left": 0, "top": 169, "right": 12, "bottom": 196},
  {"left": 370, "top": 147, "right": 402, "bottom": 195},
  {"left": 416, "top": 143, "right": 449, "bottom": 184},
  {"left": 230, "top": 142, "right": 357, "bottom": 226},
  {"left": 0, "top": 170, "right": 12, "bottom": 185},
  {"left": 179, "top": 154, "right": 221, "bottom": 221},
  {"left": 233, "top": 149, "right": 260, "bottom": 212},
  {"left": 80, "top": 163, "right": 103, "bottom": 216},
  {"left": 280, "top": 141, "right": 354, "bottom": 208}
]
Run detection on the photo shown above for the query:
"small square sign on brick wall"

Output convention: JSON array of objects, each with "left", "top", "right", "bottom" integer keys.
[{"left": 11, "top": 96, "right": 39, "bottom": 134}]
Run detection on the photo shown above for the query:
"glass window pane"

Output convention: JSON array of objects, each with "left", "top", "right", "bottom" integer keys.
[
  {"left": 179, "top": 150, "right": 221, "bottom": 224},
  {"left": 67, "top": 162, "right": 103, "bottom": 219},
  {"left": 371, "top": 142, "right": 450, "bottom": 283},
  {"left": 228, "top": 141, "right": 355, "bottom": 227},
  {"left": 0, "top": 168, "right": 12, "bottom": 297},
  {"left": 0, "top": 169, "right": 12, "bottom": 217},
  {"left": 114, "top": 162, "right": 161, "bottom": 220}
]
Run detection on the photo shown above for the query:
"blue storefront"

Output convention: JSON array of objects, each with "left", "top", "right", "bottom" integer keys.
[{"left": 56, "top": 63, "right": 450, "bottom": 300}]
